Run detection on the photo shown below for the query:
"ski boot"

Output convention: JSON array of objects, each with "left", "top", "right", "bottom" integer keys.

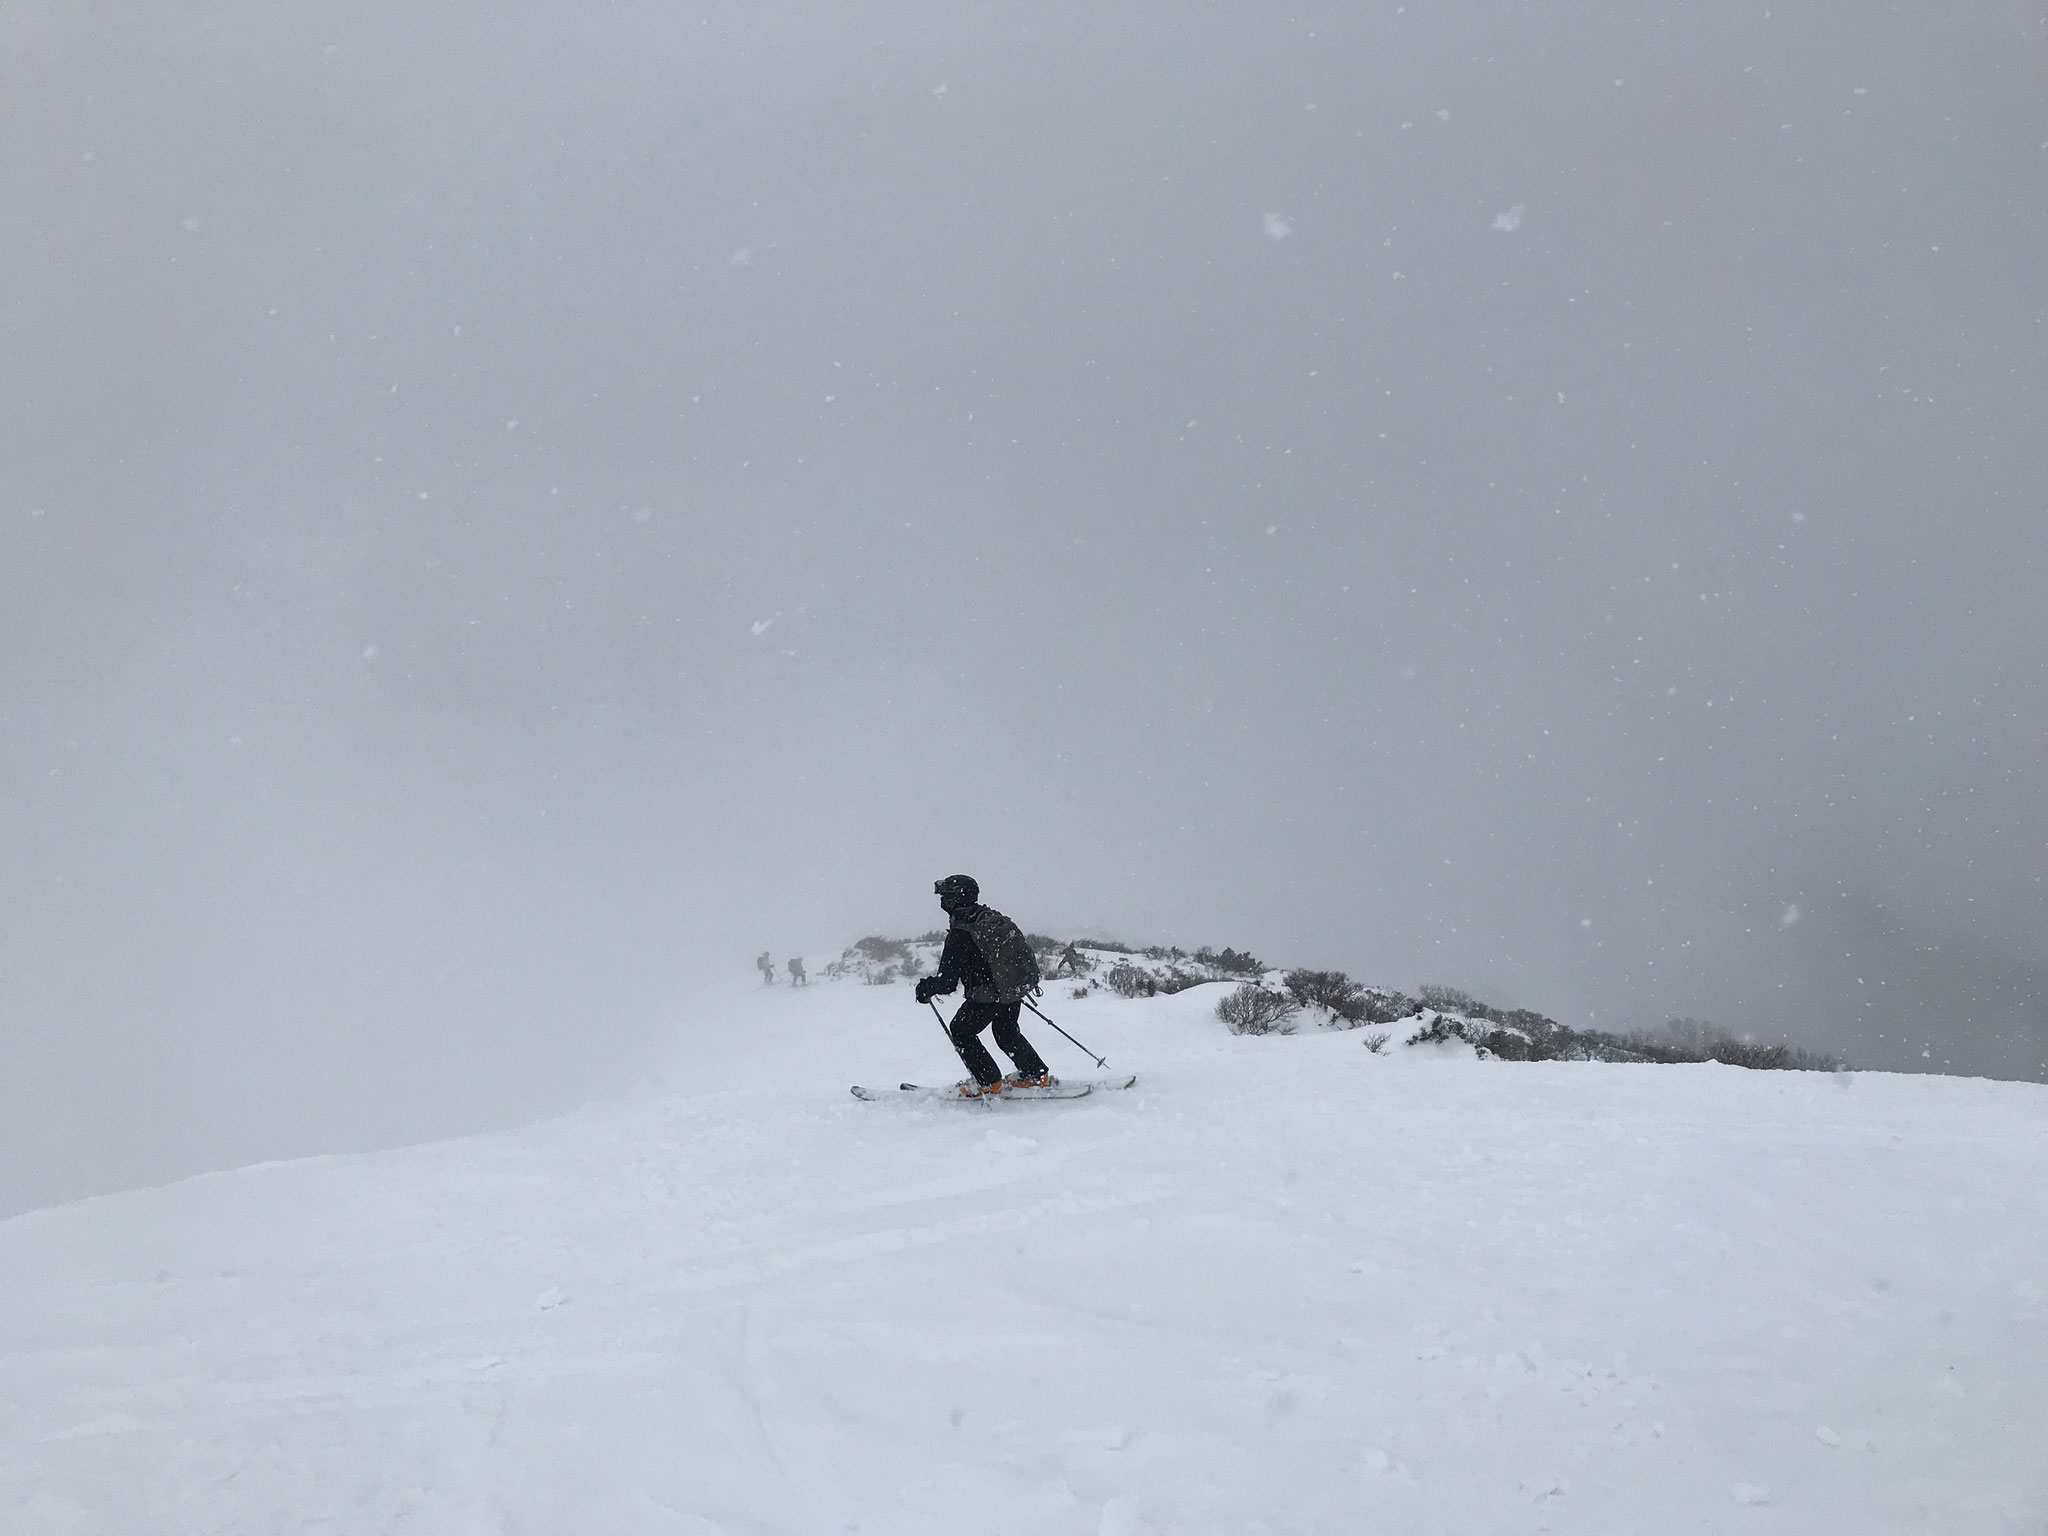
[
  {"left": 956, "top": 1078, "right": 1004, "bottom": 1098},
  {"left": 1002, "top": 1070, "right": 1055, "bottom": 1089}
]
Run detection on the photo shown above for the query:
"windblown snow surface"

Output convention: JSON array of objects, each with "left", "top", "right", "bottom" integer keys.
[{"left": 5, "top": 973, "right": 2045, "bottom": 1535}]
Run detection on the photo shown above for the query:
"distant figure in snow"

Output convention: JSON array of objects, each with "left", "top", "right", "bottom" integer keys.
[
  {"left": 1053, "top": 942, "right": 1088, "bottom": 978},
  {"left": 914, "top": 875, "right": 1051, "bottom": 1097},
  {"left": 757, "top": 951, "right": 776, "bottom": 986},
  {"left": 787, "top": 956, "right": 807, "bottom": 986}
]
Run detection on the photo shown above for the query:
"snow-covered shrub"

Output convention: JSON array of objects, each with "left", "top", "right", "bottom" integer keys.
[
  {"left": 826, "top": 936, "right": 926, "bottom": 986},
  {"left": 1216, "top": 983, "right": 1299, "bottom": 1036},
  {"left": 1284, "top": 969, "right": 1417, "bottom": 1026},
  {"left": 1105, "top": 963, "right": 1157, "bottom": 999},
  {"left": 1418, "top": 983, "right": 1480, "bottom": 1014},
  {"left": 1621, "top": 1020, "right": 1835, "bottom": 1071},
  {"left": 1409, "top": 1014, "right": 1511, "bottom": 1054},
  {"left": 1479, "top": 1026, "right": 1531, "bottom": 1059},
  {"left": 1195, "top": 945, "right": 1264, "bottom": 976},
  {"left": 1361, "top": 1030, "right": 1390, "bottom": 1055},
  {"left": 1284, "top": 969, "right": 1368, "bottom": 1022}
]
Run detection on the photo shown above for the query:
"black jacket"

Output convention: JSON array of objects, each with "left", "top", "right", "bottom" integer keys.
[{"left": 927, "top": 906, "right": 998, "bottom": 1000}]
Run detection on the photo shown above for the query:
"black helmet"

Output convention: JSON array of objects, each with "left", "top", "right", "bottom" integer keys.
[{"left": 933, "top": 874, "right": 979, "bottom": 910}]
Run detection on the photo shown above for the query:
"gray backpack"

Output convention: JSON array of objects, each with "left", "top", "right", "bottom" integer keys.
[{"left": 959, "top": 907, "right": 1041, "bottom": 1003}]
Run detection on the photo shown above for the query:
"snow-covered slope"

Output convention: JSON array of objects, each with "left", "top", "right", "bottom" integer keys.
[{"left": 5, "top": 974, "right": 2045, "bottom": 1535}]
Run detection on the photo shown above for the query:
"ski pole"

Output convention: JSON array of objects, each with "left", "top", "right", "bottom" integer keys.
[
  {"left": 930, "top": 999, "right": 970, "bottom": 1069},
  {"left": 1021, "top": 996, "right": 1107, "bottom": 1069}
]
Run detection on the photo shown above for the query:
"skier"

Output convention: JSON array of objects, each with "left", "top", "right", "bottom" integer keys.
[
  {"left": 757, "top": 951, "right": 776, "bottom": 986},
  {"left": 787, "top": 955, "right": 807, "bottom": 987},
  {"left": 914, "top": 874, "right": 1053, "bottom": 1097}
]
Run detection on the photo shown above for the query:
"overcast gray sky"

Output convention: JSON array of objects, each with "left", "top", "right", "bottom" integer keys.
[{"left": 5, "top": 2, "right": 2045, "bottom": 1213}]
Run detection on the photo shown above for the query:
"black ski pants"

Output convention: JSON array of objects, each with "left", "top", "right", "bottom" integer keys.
[{"left": 948, "top": 995, "right": 1049, "bottom": 1087}]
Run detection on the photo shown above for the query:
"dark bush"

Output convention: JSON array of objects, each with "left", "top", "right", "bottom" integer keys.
[
  {"left": 1282, "top": 970, "right": 1417, "bottom": 1026},
  {"left": 1104, "top": 963, "right": 1157, "bottom": 998},
  {"left": 1711, "top": 1039, "right": 1797, "bottom": 1069},
  {"left": 1104, "top": 962, "right": 1216, "bottom": 998},
  {"left": 1409, "top": 1016, "right": 1537, "bottom": 1059},
  {"left": 1196, "top": 946, "right": 1265, "bottom": 976},
  {"left": 1409, "top": 1015, "right": 1475, "bottom": 1049},
  {"left": 1418, "top": 983, "right": 1480, "bottom": 1014},
  {"left": 855, "top": 936, "right": 912, "bottom": 962},
  {"left": 1365, "top": 990, "right": 1424, "bottom": 1024},
  {"left": 1606, "top": 1017, "right": 1837, "bottom": 1071},
  {"left": 1396, "top": 1005, "right": 1842, "bottom": 1071},
  {"left": 1284, "top": 969, "right": 1367, "bottom": 1022},
  {"left": 1216, "top": 984, "right": 1300, "bottom": 1036}
]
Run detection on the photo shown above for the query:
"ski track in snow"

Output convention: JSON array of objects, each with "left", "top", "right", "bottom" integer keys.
[{"left": 4, "top": 978, "right": 2046, "bottom": 1535}]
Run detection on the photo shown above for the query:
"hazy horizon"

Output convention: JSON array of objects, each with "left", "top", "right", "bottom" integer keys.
[{"left": 5, "top": 1, "right": 2045, "bottom": 1214}]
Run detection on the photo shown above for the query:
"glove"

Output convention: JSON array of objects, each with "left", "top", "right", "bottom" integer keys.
[{"left": 914, "top": 977, "right": 939, "bottom": 1004}]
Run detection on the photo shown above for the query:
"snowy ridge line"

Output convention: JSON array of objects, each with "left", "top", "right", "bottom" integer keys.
[{"left": 821, "top": 934, "right": 1838, "bottom": 1070}]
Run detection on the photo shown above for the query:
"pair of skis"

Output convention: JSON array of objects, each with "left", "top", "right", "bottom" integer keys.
[
  {"left": 854, "top": 994, "right": 1130, "bottom": 1102},
  {"left": 850, "top": 1075, "right": 1136, "bottom": 1104}
]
